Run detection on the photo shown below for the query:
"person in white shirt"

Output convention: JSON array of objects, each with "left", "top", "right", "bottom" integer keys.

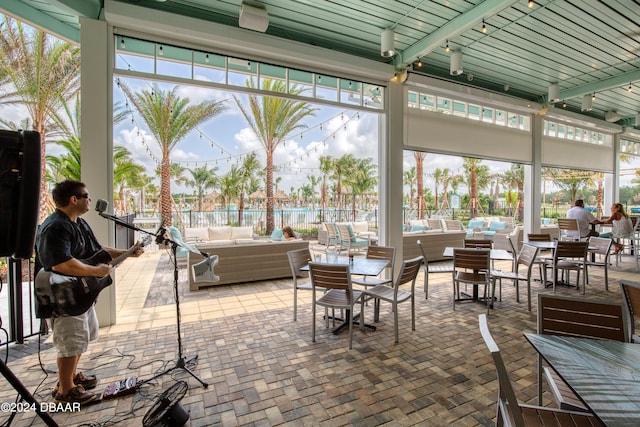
[{"left": 565, "top": 199, "right": 598, "bottom": 240}]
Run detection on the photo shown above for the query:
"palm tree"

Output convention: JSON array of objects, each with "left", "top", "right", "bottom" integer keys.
[
  {"left": 414, "top": 152, "right": 427, "bottom": 218},
  {"left": 306, "top": 175, "right": 321, "bottom": 209},
  {"left": 119, "top": 82, "right": 227, "bottom": 226},
  {"left": 347, "top": 158, "right": 377, "bottom": 219},
  {"left": 233, "top": 78, "right": 316, "bottom": 234},
  {"left": 404, "top": 167, "right": 416, "bottom": 211},
  {"left": 333, "top": 154, "right": 357, "bottom": 218},
  {"left": 186, "top": 165, "right": 218, "bottom": 212},
  {"left": 114, "top": 146, "right": 146, "bottom": 214},
  {"left": 463, "top": 157, "right": 490, "bottom": 218},
  {"left": 547, "top": 168, "right": 591, "bottom": 205},
  {"left": 503, "top": 164, "right": 524, "bottom": 221},
  {"left": 218, "top": 166, "right": 241, "bottom": 225},
  {"left": 237, "top": 153, "right": 261, "bottom": 225},
  {"left": 0, "top": 16, "right": 81, "bottom": 221},
  {"left": 318, "top": 155, "right": 334, "bottom": 221}
]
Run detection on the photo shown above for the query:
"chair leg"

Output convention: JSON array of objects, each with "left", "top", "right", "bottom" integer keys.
[
  {"left": 293, "top": 288, "right": 298, "bottom": 321},
  {"left": 312, "top": 301, "right": 316, "bottom": 343},
  {"left": 347, "top": 307, "right": 353, "bottom": 349},
  {"left": 394, "top": 302, "right": 399, "bottom": 344},
  {"left": 424, "top": 266, "right": 429, "bottom": 299}
]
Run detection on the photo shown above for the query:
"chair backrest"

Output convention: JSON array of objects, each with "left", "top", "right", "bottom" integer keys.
[
  {"left": 558, "top": 217, "right": 580, "bottom": 240},
  {"left": 464, "top": 239, "right": 492, "bottom": 249},
  {"left": 553, "top": 240, "right": 588, "bottom": 260},
  {"left": 527, "top": 233, "right": 551, "bottom": 242},
  {"left": 309, "top": 263, "right": 352, "bottom": 292},
  {"left": 478, "top": 314, "right": 525, "bottom": 427},
  {"left": 395, "top": 256, "right": 423, "bottom": 289},
  {"left": 336, "top": 223, "right": 352, "bottom": 246},
  {"left": 453, "top": 248, "right": 490, "bottom": 271},
  {"left": 324, "top": 222, "right": 338, "bottom": 239},
  {"left": 444, "top": 219, "right": 463, "bottom": 231},
  {"left": 287, "top": 248, "right": 311, "bottom": 281},
  {"left": 365, "top": 245, "right": 396, "bottom": 274},
  {"left": 416, "top": 239, "right": 429, "bottom": 266},
  {"left": 516, "top": 243, "right": 539, "bottom": 273},
  {"left": 587, "top": 236, "right": 612, "bottom": 256},
  {"left": 426, "top": 219, "right": 443, "bottom": 230},
  {"left": 620, "top": 280, "right": 640, "bottom": 339},
  {"left": 537, "top": 293, "right": 626, "bottom": 342}
]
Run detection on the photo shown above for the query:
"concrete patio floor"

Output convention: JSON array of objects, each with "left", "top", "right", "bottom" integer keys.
[{"left": 1, "top": 243, "right": 639, "bottom": 426}]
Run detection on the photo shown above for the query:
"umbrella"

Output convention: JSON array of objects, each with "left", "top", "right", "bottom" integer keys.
[
  {"left": 249, "top": 190, "right": 266, "bottom": 200},
  {"left": 273, "top": 190, "right": 290, "bottom": 201}
]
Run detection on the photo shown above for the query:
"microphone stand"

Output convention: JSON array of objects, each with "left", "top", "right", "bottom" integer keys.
[{"left": 96, "top": 209, "right": 208, "bottom": 388}]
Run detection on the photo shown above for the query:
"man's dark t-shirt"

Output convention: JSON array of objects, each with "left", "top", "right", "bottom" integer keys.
[{"left": 35, "top": 210, "right": 102, "bottom": 317}]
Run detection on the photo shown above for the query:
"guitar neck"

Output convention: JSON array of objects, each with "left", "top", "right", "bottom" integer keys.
[{"left": 110, "top": 243, "right": 140, "bottom": 267}]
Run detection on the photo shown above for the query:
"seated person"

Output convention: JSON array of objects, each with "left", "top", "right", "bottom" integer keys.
[
  {"left": 282, "top": 226, "right": 297, "bottom": 240},
  {"left": 593, "top": 203, "right": 634, "bottom": 254},
  {"left": 566, "top": 199, "right": 599, "bottom": 239}
]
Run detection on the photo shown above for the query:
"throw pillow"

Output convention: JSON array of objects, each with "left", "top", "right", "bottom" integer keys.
[{"left": 270, "top": 228, "right": 284, "bottom": 241}]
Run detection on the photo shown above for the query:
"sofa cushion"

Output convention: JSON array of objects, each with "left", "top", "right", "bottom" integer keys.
[
  {"left": 468, "top": 219, "right": 486, "bottom": 229},
  {"left": 209, "top": 226, "right": 232, "bottom": 240},
  {"left": 489, "top": 221, "right": 507, "bottom": 231},
  {"left": 231, "top": 226, "right": 253, "bottom": 239},
  {"left": 184, "top": 227, "right": 209, "bottom": 242},
  {"left": 270, "top": 228, "right": 284, "bottom": 241},
  {"left": 351, "top": 221, "right": 369, "bottom": 234}
]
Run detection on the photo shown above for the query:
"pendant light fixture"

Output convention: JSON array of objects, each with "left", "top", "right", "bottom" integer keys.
[{"left": 381, "top": 29, "right": 395, "bottom": 57}]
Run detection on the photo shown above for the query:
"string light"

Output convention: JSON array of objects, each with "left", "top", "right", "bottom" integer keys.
[
  {"left": 120, "top": 37, "right": 125, "bottom": 49},
  {"left": 592, "top": 92, "right": 596, "bottom": 100},
  {"left": 158, "top": 45, "right": 163, "bottom": 56},
  {"left": 628, "top": 83, "right": 633, "bottom": 93},
  {"left": 416, "top": 57, "right": 423, "bottom": 68},
  {"left": 528, "top": 0, "right": 534, "bottom": 8},
  {"left": 445, "top": 40, "right": 450, "bottom": 52},
  {"left": 482, "top": 19, "right": 487, "bottom": 33}
]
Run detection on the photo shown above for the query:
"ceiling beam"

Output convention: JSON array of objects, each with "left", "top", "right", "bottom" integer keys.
[
  {"left": 46, "top": 0, "right": 102, "bottom": 19},
  {"left": 396, "top": 0, "right": 519, "bottom": 69},
  {"left": 0, "top": 1, "right": 80, "bottom": 43},
  {"left": 559, "top": 69, "right": 640, "bottom": 100}
]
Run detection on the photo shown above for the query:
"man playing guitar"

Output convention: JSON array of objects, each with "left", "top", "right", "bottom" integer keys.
[{"left": 35, "top": 180, "right": 143, "bottom": 406}]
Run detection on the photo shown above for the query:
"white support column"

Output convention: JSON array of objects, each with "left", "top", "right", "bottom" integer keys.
[
  {"left": 605, "top": 135, "right": 620, "bottom": 210},
  {"left": 80, "top": 17, "right": 116, "bottom": 326},
  {"left": 525, "top": 114, "right": 543, "bottom": 235},
  {"left": 379, "top": 79, "right": 404, "bottom": 266}
]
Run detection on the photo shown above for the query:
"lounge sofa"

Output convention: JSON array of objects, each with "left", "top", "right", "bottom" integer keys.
[
  {"left": 402, "top": 230, "right": 466, "bottom": 262},
  {"left": 182, "top": 226, "right": 308, "bottom": 290}
]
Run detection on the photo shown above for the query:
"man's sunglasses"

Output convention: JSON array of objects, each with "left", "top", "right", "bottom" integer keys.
[{"left": 75, "top": 193, "right": 90, "bottom": 199}]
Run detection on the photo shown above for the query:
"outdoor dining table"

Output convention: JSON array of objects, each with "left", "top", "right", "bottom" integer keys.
[
  {"left": 443, "top": 247, "right": 513, "bottom": 304},
  {"left": 301, "top": 257, "right": 388, "bottom": 334},
  {"left": 525, "top": 333, "right": 640, "bottom": 427}
]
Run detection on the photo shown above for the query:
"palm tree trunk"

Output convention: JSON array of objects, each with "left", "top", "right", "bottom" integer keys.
[
  {"left": 161, "top": 154, "right": 172, "bottom": 226},
  {"left": 266, "top": 150, "right": 274, "bottom": 234}
]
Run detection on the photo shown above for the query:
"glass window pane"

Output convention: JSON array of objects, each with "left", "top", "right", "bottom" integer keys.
[
  {"left": 468, "top": 104, "right": 480, "bottom": 120},
  {"left": 482, "top": 107, "right": 493, "bottom": 122},
  {"left": 495, "top": 110, "right": 506, "bottom": 126},
  {"left": 437, "top": 97, "right": 451, "bottom": 114},
  {"left": 453, "top": 101, "right": 466, "bottom": 117},
  {"left": 364, "top": 84, "right": 383, "bottom": 109}
]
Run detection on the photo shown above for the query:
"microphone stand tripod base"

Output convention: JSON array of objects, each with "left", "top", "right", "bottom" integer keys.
[{"left": 139, "top": 240, "right": 208, "bottom": 389}]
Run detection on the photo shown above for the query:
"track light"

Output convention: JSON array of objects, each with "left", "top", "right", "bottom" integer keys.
[
  {"left": 416, "top": 57, "right": 422, "bottom": 68},
  {"left": 381, "top": 29, "right": 395, "bottom": 57},
  {"left": 581, "top": 94, "right": 593, "bottom": 111},
  {"left": 528, "top": 0, "right": 534, "bottom": 7},
  {"left": 482, "top": 19, "right": 487, "bottom": 33}
]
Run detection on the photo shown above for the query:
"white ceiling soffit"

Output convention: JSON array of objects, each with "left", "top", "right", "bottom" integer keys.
[
  {"left": 406, "top": 72, "right": 542, "bottom": 114},
  {"left": 104, "top": 0, "right": 393, "bottom": 85}
]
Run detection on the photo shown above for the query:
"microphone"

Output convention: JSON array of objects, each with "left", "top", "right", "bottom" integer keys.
[{"left": 95, "top": 199, "right": 109, "bottom": 214}]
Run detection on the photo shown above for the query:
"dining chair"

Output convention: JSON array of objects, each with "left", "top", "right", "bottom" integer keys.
[
  {"left": 322, "top": 222, "right": 339, "bottom": 249},
  {"left": 557, "top": 217, "right": 580, "bottom": 241},
  {"left": 527, "top": 233, "right": 553, "bottom": 281},
  {"left": 620, "top": 280, "right": 640, "bottom": 343},
  {"left": 362, "top": 256, "right": 422, "bottom": 344},
  {"left": 464, "top": 239, "right": 492, "bottom": 249},
  {"left": 544, "top": 241, "right": 588, "bottom": 294},
  {"left": 490, "top": 243, "right": 539, "bottom": 311},
  {"left": 336, "top": 223, "right": 369, "bottom": 255},
  {"left": 537, "top": 293, "right": 627, "bottom": 411},
  {"left": 452, "top": 248, "right": 493, "bottom": 314},
  {"left": 288, "top": 248, "right": 323, "bottom": 322},
  {"left": 308, "top": 262, "right": 365, "bottom": 349},
  {"left": 417, "top": 239, "right": 453, "bottom": 299},
  {"left": 351, "top": 245, "right": 396, "bottom": 289},
  {"left": 479, "top": 314, "right": 603, "bottom": 427},
  {"left": 584, "top": 236, "right": 613, "bottom": 291}
]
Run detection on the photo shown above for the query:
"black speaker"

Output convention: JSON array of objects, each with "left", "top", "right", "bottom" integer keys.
[{"left": 0, "top": 130, "right": 41, "bottom": 259}]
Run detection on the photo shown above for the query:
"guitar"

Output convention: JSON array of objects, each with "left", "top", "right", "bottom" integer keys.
[{"left": 35, "top": 237, "right": 150, "bottom": 317}]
